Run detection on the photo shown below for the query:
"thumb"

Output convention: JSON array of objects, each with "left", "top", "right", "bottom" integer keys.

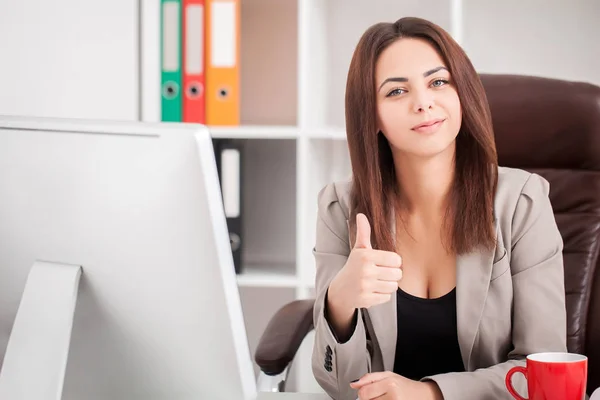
[{"left": 354, "top": 213, "right": 372, "bottom": 250}]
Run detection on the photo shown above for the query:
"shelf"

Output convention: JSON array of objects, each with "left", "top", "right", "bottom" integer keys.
[
  {"left": 140, "top": 0, "right": 298, "bottom": 125},
  {"left": 304, "top": 127, "right": 347, "bottom": 140},
  {"left": 208, "top": 125, "right": 299, "bottom": 139},
  {"left": 207, "top": 125, "right": 352, "bottom": 140},
  {"left": 240, "top": 0, "right": 298, "bottom": 126},
  {"left": 242, "top": 139, "right": 297, "bottom": 268},
  {"left": 236, "top": 263, "right": 298, "bottom": 288}
]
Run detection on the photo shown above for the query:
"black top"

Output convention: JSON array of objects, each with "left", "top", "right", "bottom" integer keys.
[{"left": 393, "top": 287, "right": 465, "bottom": 380}]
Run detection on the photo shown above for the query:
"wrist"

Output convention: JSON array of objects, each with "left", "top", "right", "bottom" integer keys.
[
  {"left": 327, "top": 281, "right": 354, "bottom": 322},
  {"left": 325, "top": 283, "right": 355, "bottom": 339},
  {"left": 421, "top": 381, "right": 443, "bottom": 400}
]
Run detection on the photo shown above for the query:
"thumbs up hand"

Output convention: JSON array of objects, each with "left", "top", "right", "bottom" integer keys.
[{"left": 326, "top": 213, "right": 403, "bottom": 338}]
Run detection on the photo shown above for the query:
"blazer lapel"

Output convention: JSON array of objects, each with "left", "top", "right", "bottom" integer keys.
[
  {"left": 455, "top": 220, "right": 499, "bottom": 370},
  {"left": 367, "top": 293, "right": 397, "bottom": 371}
]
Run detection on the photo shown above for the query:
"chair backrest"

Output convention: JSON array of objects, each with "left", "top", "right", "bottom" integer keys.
[{"left": 480, "top": 73, "right": 600, "bottom": 394}]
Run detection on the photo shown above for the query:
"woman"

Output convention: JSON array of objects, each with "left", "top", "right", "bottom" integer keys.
[{"left": 311, "top": 16, "right": 567, "bottom": 400}]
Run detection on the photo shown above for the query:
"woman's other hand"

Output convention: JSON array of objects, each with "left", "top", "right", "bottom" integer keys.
[{"left": 350, "top": 371, "right": 443, "bottom": 400}]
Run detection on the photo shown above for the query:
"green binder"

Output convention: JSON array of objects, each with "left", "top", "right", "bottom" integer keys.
[{"left": 161, "top": 0, "right": 182, "bottom": 122}]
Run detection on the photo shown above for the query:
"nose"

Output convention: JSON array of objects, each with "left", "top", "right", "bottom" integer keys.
[{"left": 412, "top": 91, "right": 435, "bottom": 113}]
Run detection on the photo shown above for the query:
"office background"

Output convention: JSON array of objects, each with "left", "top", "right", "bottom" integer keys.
[{"left": 0, "top": 0, "right": 599, "bottom": 394}]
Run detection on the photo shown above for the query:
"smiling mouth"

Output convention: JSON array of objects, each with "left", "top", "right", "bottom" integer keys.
[
  {"left": 411, "top": 118, "right": 445, "bottom": 130},
  {"left": 411, "top": 118, "right": 446, "bottom": 133}
]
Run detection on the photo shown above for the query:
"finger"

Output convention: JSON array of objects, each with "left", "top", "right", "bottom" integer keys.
[
  {"left": 368, "top": 250, "right": 402, "bottom": 268},
  {"left": 376, "top": 266, "right": 403, "bottom": 282},
  {"left": 357, "top": 380, "right": 389, "bottom": 400},
  {"left": 373, "top": 280, "right": 399, "bottom": 294},
  {"left": 354, "top": 213, "right": 372, "bottom": 250},
  {"left": 365, "top": 293, "right": 391, "bottom": 307},
  {"left": 350, "top": 371, "right": 394, "bottom": 389}
]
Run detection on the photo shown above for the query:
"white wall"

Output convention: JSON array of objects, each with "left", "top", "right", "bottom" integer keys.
[
  {"left": 462, "top": 0, "right": 600, "bottom": 86},
  {"left": 0, "top": 0, "right": 139, "bottom": 120}
]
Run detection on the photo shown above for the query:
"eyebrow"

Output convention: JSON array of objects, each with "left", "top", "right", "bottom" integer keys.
[{"left": 378, "top": 66, "right": 449, "bottom": 92}]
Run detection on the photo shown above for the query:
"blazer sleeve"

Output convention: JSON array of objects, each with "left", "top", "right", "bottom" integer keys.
[
  {"left": 422, "top": 173, "right": 568, "bottom": 400},
  {"left": 311, "top": 182, "right": 372, "bottom": 400}
]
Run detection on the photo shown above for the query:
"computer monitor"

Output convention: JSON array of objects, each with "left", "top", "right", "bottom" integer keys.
[{"left": 0, "top": 116, "right": 257, "bottom": 400}]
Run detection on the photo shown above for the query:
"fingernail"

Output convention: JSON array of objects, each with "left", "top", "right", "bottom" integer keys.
[{"left": 351, "top": 379, "right": 359, "bottom": 383}]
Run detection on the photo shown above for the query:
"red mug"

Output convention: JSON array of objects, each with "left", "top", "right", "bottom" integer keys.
[{"left": 505, "top": 352, "right": 588, "bottom": 400}]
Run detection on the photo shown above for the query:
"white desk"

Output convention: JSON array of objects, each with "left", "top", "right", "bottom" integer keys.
[{"left": 257, "top": 392, "right": 330, "bottom": 400}]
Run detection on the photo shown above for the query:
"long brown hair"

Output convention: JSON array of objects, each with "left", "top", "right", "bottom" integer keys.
[{"left": 345, "top": 16, "right": 498, "bottom": 254}]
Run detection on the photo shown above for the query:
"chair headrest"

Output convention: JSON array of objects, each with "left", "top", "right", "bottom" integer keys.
[{"left": 480, "top": 74, "right": 600, "bottom": 171}]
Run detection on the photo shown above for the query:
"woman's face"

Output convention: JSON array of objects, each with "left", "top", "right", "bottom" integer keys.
[{"left": 375, "top": 38, "right": 462, "bottom": 159}]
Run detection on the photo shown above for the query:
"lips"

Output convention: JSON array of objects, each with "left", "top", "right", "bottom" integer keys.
[{"left": 411, "top": 118, "right": 446, "bottom": 130}]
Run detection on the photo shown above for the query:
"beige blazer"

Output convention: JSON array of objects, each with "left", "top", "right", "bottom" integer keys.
[{"left": 311, "top": 166, "right": 568, "bottom": 400}]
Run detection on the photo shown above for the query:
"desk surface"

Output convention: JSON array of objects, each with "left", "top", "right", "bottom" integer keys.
[{"left": 257, "top": 392, "right": 330, "bottom": 400}]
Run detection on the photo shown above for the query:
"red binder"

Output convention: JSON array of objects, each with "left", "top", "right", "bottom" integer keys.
[{"left": 182, "top": 0, "right": 205, "bottom": 123}]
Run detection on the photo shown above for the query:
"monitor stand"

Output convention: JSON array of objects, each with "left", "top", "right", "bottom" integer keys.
[{"left": 0, "top": 261, "right": 81, "bottom": 400}]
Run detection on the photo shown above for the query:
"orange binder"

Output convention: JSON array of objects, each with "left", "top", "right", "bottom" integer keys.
[
  {"left": 205, "top": 0, "right": 240, "bottom": 126},
  {"left": 182, "top": 0, "right": 206, "bottom": 123}
]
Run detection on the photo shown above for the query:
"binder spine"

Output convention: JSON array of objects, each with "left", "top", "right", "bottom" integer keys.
[
  {"left": 182, "top": 0, "right": 205, "bottom": 123},
  {"left": 206, "top": 0, "right": 240, "bottom": 126},
  {"left": 161, "top": 0, "right": 183, "bottom": 122},
  {"left": 213, "top": 138, "right": 244, "bottom": 274}
]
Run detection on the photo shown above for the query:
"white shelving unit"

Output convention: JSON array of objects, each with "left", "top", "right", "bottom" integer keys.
[
  {"left": 2, "top": 0, "right": 599, "bottom": 394},
  {"left": 236, "top": 263, "right": 298, "bottom": 288}
]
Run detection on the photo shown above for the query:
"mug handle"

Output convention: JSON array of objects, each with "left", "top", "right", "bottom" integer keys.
[{"left": 505, "top": 366, "right": 528, "bottom": 400}]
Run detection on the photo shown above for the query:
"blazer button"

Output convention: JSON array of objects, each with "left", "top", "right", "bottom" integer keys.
[
  {"left": 325, "top": 353, "right": 332, "bottom": 363},
  {"left": 326, "top": 345, "right": 332, "bottom": 353},
  {"left": 324, "top": 362, "right": 332, "bottom": 372}
]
